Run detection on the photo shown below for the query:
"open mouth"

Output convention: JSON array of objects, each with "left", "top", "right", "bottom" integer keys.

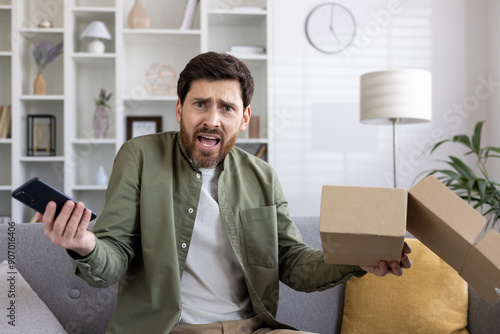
[{"left": 197, "top": 135, "right": 220, "bottom": 149}]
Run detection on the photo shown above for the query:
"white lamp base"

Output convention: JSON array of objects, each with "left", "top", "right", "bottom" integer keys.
[{"left": 87, "top": 38, "right": 105, "bottom": 54}]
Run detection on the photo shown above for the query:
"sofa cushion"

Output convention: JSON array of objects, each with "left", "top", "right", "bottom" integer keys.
[
  {"left": 0, "top": 260, "right": 67, "bottom": 333},
  {"left": 0, "top": 223, "right": 117, "bottom": 334},
  {"left": 341, "top": 238, "right": 468, "bottom": 334}
]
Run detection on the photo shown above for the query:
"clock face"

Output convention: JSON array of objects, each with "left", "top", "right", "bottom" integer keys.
[{"left": 305, "top": 3, "right": 357, "bottom": 54}]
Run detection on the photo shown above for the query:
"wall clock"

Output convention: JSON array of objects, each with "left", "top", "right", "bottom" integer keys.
[{"left": 305, "top": 3, "right": 357, "bottom": 54}]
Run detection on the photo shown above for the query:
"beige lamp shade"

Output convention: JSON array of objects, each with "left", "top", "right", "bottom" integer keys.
[{"left": 360, "top": 69, "right": 432, "bottom": 124}]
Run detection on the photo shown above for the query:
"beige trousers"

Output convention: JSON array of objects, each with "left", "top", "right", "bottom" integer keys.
[{"left": 170, "top": 316, "right": 317, "bottom": 334}]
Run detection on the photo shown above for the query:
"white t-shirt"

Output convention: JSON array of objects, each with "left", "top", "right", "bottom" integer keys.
[{"left": 180, "top": 167, "right": 254, "bottom": 324}]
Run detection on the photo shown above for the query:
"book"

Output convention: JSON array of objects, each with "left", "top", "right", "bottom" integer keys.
[
  {"left": 4, "top": 105, "right": 11, "bottom": 138},
  {"left": 0, "top": 105, "right": 11, "bottom": 139},
  {"left": 180, "top": 0, "right": 198, "bottom": 30},
  {"left": 0, "top": 105, "right": 6, "bottom": 138},
  {"left": 0, "top": 106, "right": 3, "bottom": 134}
]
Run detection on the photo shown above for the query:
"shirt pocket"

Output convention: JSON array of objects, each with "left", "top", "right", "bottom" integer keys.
[{"left": 240, "top": 205, "right": 278, "bottom": 268}]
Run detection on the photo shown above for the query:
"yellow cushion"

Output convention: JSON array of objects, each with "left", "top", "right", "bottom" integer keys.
[{"left": 341, "top": 239, "right": 468, "bottom": 334}]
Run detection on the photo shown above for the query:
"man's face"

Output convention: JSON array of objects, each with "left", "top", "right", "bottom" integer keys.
[{"left": 176, "top": 79, "right": 251, "bottom": 168}]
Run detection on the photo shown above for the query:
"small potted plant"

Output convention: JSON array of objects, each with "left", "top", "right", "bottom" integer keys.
[
  {"left": 425, "top": 121, "right": 500, "bottom": 229},
  {"left": 32, "top": 41, "right": 63, "bottom": 95},
  {"left": 93, "top": 88, "right": 112, "bottom": 139}
]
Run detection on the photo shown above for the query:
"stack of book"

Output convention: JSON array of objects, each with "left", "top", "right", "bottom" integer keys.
[{"left": 0, "top": 105, "right": 11, "bottom": 139}]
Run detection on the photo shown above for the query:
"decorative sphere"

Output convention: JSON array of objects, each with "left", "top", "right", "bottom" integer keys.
[{"left": 38, "top": 20, "right": 53, "bottom": 28}]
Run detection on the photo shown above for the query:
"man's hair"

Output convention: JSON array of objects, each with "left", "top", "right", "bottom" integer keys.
[{"left": 177, "top": 52, "right": 255, "bottom": 109}]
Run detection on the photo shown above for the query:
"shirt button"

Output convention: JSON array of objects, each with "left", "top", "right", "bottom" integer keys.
[
  {"left": 187, "top": 208, "right": 194, "bottom": 214},
  {"left": 195, "top": 173, "right": 201, "bottom": 179},
  {"left": 181, "top": 243, "right": 187, "bottom": 249}
]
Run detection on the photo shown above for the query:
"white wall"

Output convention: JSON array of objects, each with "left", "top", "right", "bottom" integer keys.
[
  {"left": 272, "top": 0, "right": 494, "bottom": 216},
  {"left": 486, "top": 0, "right": 500, "bottom": 182}
]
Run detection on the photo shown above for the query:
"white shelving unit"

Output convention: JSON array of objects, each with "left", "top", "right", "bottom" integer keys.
[
  {"left": 3, "top": 0, "right": 272, "bottom": 223},
  {"left": 0, "top": 0, "right": 12, "bottom": 221}
]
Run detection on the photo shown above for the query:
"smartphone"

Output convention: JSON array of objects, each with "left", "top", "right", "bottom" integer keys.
[{"left": 11, "top": 177, "right": 97, "bottom": 221}]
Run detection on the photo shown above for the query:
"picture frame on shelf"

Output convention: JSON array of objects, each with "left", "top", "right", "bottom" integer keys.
[
  {"left": 126, "top": 116, "right": 162, "bottom": 140},
  {"left": 27, "top": 115, "right": 56, "bottom": 156}
]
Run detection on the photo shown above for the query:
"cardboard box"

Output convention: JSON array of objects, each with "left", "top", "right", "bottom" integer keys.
[
  {"left": 407, "top": 175, "right": 500, "bottom": 306},
  {"left": 319, "top": 186, "right": 407, "bottom": 267},
  {"left": 320, "top": 175, "right": 500, "bottom": 306}
]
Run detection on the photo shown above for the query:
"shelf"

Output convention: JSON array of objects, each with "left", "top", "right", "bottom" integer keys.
[
  {"left": 73, "top": 52, "right": 116, "bottom": 58},
  {"left": 208, "top": 8, "right": 267, "bottom": 15},
  {"left": 123, "top": 29, "right": 201, "bottom": 44},
  {"left": 72, "top": 185, "right": 108, "bottom": 191},
  {"left": 72, "top": 138, "right": 116, "bottom": 145},
  {"left": 72, "top": 7, "right": 115, "bottom": 21},
  {"left": 237, "top": 138, "right": 268, "bottom": 144},
  {"left": 0, "top": 5, "right": 12, "bottom": 10},
  {"left": 227, "top": 53, "right": 267, "bottom": 61},
  {"left": 0, "top": 185, "right": 12, "bottom": 191},
  {"left": 19, "top": 156, "right": 65, "bottom": 162},
  {"left": 0, "top": 51, "right": 11, "bottom": 56},
  {"left": 0, "top": 139, "right": 12, "bottom": 144},
  {"left": 124, "top": 95, "right": 177, "bottom": 103},
  {"left": 124, "top": 28, "right": 201, "bottom": 35},
  {"left": 73, "top": 52, "right": 116, "bottom": 65},
  {"left": 208, "top": 11, "right": 267, "bottom": 26},
  {"left": 19, "top": 28, "right": 64, "bottom": 42},
  {"left": 21, "top": 95, "right": 64, "bottom": 101}
]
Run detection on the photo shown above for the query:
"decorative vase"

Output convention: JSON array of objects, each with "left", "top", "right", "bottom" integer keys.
[
  {"left": 93, "top": 105, "right": 109, "bottom": 139},
  {"left": 94, "top": 165, "right": 109, "bottom": 186},
  {"left": 127, "top": 0, "right": 151, "bottom": 29},
  {"left": 34, "top": 73, "right": 46, "bottom": 95}
]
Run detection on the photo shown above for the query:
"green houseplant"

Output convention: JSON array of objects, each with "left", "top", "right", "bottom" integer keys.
[{"left": 425, "top": 121, "right": 500, "bottom": 229}]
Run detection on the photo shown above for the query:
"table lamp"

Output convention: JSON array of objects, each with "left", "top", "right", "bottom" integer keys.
[
  {"left": 360, "top": 69, "right": 432, "bottom": 188},
  {"left": 80, "top": 21, "right": 112, "bottom": 54}
]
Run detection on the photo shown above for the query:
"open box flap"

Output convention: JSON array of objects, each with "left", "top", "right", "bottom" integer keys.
[
  {"left": 461, "top": 229, "right": 500, "bottom": 306},
  {"left": 407, "top": 176, "right": 485, "bottom": 270},
  {"left": 408, "top": 176, "right": 499, "bottom": 306}
]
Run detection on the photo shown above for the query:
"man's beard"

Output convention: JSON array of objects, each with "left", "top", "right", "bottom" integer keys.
[{"left": 180, "top": 119, "right": 239, "bottom": 169}]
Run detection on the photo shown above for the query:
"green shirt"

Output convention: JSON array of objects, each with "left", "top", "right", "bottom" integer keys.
[{"left": 71, "top": 132, "right": 365, "bottom": 333}]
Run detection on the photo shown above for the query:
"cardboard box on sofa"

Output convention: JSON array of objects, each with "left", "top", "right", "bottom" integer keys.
[{"left": 319, "top": 175, "right": 500, "bottom": 306}]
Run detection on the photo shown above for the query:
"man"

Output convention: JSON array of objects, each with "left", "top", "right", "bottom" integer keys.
[{"left": 41, "top": 52, "right": 411, "bottom": 334}]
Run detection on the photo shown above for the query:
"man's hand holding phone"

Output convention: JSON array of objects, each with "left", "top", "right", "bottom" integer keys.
[{"left": 39, "top": 200, "right": 96, "bottom": 258}]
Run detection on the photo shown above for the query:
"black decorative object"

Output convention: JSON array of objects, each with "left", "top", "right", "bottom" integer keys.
[{"left": 27, "top": 114, "right": 56, "bottom": 156}]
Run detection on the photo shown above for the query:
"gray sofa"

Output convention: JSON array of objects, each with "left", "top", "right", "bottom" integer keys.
[{"left": 1, "top": 217, "right": 499, "bottom": 334}]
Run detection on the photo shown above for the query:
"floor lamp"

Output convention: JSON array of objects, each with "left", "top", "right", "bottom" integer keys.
[{"left": 360, "top": 69, "right": 432, "bottom": 188}]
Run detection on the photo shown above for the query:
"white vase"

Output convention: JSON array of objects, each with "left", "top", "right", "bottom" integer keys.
[{"left": 94, "top": 165, "right": 109, "bottom": 186}]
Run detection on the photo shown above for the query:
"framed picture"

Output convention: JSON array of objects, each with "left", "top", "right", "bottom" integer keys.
[
  {"left": 126, "top": 116, "right": 162, "bottom": 140},
  {"left": 27, "top": 114, "right": 56, "bottom": 156}
]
